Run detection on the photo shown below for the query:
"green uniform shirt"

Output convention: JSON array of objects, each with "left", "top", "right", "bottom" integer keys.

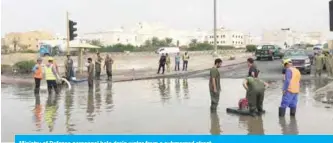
[
  {"left": 209, "top": 67, "right": 221, "bottom": 92},
  {"left": 246, "top": 77, "right": 265, "bottom": 92},
  {"left": 95, "top": 56, "right": 102, "bottom": 72},
  {"left": 88, "top": 63, "right": 94, "bottom": 78},
  {"left": 314, "top": 54, "right": 325, "bottom": 70}
]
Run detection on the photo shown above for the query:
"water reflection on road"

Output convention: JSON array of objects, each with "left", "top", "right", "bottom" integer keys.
[{"left": 1, "top": 78, "right": 333, "bottom": 141}]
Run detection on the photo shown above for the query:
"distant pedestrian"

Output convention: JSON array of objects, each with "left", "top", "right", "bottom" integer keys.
[
  {"left": 95, "top": 52, "right": 103, "bottom": 80},
  {"left": 209, "top": 58, "right": 222, "bottom": 112},
  {"left": 174, "top": 52, "right": 181, "bottom": 71},
  {"left": 44, "top": 57, "right": 60, "bottom": 95},
  {"left": 157, "top": 53, "right": 166, "bottom": 74},
  {"left": 64, "top": 54, "right": 74, "bottom": 81},
  {"left": 32, "top": 58, "right": 43, "bottom": 94},
  {"left": 104, "top": 54, "right": 114, "bottom": 80},
  {"left": 324, "top": 52, "right": 333, "bottom": 77},
  {"left": 182, "top": 52, "right": 190, "bottom": 71},
  {"left": 314, "top": 52, "right": 325, "bottom": 77},
  {"left": 87, "top": 58, "right": 94, "bottom": 88},
  {"left": 166, "top": 53, "right": 171, "bottom": 72}
]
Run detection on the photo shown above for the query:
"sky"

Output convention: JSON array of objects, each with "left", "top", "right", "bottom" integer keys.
[{"left": 1, "top": 0, "right": 331, "bottom": 37}]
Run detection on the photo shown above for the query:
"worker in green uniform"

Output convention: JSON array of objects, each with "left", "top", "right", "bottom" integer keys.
[
  {"left": 104, "top": 54, "right": 114, "bottom": 80},
  {"left": 242, "top": 72, "right": 269, "bottom": 116},
  {"left": 324, "top": 52, "right": 333, "bottom": 77},
  {"left": 209, "top": 58, "right": 222, "bottom": 112},
  {"left": 87, "top": 58, "right": 94, "bottom": 88},
  {"left": 95, "top": 52, "right": 103, "bottom": 80},
  {"left": 314, "top": 51, "right": 325, "bottom": 77}
]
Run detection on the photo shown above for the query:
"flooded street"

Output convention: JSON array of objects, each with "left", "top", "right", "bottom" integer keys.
[{"left": 2, "top": 78, "right": 333, "bottom": 141}]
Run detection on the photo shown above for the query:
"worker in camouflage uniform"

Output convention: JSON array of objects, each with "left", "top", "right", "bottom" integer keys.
[
  {"left": 95, "top": 52, "right": 103, "bottom": 80},
  {"left": 242, "top": 72, "right": 269, "bottom": 116},
  {"left": 314, "top": 51, "right": 325, "bottom": 77}
]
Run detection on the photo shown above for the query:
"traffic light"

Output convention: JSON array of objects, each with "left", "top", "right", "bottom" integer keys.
[
  {"left": 329, "top": 0, "right": 333, "bottom": 31},
  {"left": 68, "top": 20, "right": 77, "bottom": 41}
]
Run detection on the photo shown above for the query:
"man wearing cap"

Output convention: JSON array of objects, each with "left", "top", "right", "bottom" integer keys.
[
  {"left": 65, "top": 54, "right": 74, "bottom": 81},
  {"left": 279, "top": 59, "right": 301, "bottom": 117},
  {"left": 44, "top": 57, "right": 60, "bottom": 94},
  {"left": 32, "top": 58, "right": 43, "bottom": 94}
]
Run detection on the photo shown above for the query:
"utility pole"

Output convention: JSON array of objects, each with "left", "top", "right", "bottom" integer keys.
[
  {"left": 213, "top": 0, "right": 217, "bottom": 54},
  {"left": 66, "top": 11, "right": 70, "bottom": 55}
]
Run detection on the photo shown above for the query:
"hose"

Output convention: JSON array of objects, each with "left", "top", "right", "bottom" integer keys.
[{"left": 60, "top": 78, "right": 72, "bottom": 90}]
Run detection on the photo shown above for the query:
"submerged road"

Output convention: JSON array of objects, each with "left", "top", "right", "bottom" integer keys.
[{"left": 1, "top": 59, "right": 333, "bottom": 141}]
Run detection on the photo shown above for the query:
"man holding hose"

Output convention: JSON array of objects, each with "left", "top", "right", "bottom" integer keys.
[{"left": 44, "top": 57, "right": 60, "bottom": 94}]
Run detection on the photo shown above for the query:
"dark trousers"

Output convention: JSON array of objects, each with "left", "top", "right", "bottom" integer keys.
[
  {"left": 210, "top": 91, "right": 220, "bottom": 111},
  {"left": 46, "top": 80, "right": 58, "bottom": 94},
  {"left": 175, "top": 62, "right": 180, "bottom": 71},
  {"left": 247, "top": 90, "right": 265, "bottom": 113},
  {"left": 183, "top": 61, "right": 188, "bottom": 71},
  {"left": 106, "top": 70, "right": 112, "bottom": 80},
  {"left": 157, "top": 63, "right": 165, "bottom": 74},
  {"left": 95, "top": 71, "right": 101, "bottom": 80},
  {"left": 34, "top": 78, "right": 41, "bottom": 93},
  {"left": 88, "top": 77, "right": 94, "bottom": 88}
]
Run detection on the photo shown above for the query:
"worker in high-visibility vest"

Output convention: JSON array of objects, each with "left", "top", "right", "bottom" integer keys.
[
  {"left": 279, "top": 59, "right": 301, "bottom": 117},
  {"left": 32, "top": 57, "right": 43, "bottom": 94},
  {"left": 44, "top": 57, "right": 60, "bottom": 94},
  {"left": 44, "top": 53, "right": 59, "bottom": 74},
  {"left": 182, "top": 52, "right": 190, "bottom": 71}
]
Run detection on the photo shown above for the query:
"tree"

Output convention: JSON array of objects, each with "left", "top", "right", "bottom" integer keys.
[
  {"left": 88, "top": 39, "right": 102, "bottom": 46},
  {"left": 151, "top": 37, "right": 159, "bottom": 47},
  {"left": 165, "top": 38, "right": 173, "bottom": 46},
  {"left": 12, "top": 38, "right": 19, "bottom": 52},
  {"left": 1, "top": 45, "right": 9, "bottom": 54},
  {"left": 189, "top": 39, "right": 198, "bottom": 48}
]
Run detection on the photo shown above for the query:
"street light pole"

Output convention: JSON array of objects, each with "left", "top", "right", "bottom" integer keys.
[{"left": 213, "top": 0, "right": 217, "bottom": 54}]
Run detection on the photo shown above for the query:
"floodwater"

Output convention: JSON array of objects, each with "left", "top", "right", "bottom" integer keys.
[{"left": 2, "top": 78, "right": 333, "bottom": 141}]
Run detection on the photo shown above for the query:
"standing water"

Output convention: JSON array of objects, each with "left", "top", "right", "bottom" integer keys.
[{"left": 1, "top": 78, "right": 333, "bottom": 141}]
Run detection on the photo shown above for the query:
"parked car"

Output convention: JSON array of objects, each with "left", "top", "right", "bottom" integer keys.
[
  {"left": 255, "top": 45, "right": 283, "bottom": 61},
  {"left": 282, "top": 49, "right": 311, "bottom": 74}
]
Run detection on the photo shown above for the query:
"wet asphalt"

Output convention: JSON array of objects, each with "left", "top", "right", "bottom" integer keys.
[{"left": 1, "top": 59, "right": 333, "bottom": 141}]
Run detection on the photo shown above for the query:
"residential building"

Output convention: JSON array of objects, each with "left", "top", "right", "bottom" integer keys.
[
  {"left": 81, "top": 22, "right": 207, "bottom": 47},
  {"left": 206, "top": 27, "right": 246, "bottom": 48},
  {"left": 2, "top": 31, "right": 54, "bottom": 51}
]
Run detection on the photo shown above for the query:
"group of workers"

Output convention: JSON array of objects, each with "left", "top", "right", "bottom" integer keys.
[
  {"left": 157, "top": 52, "right": 190, "bottom": 74},
  {"left": 32, "top": 52, "right": 114, "bottom": 94},
  {"left": 209, "top": 57, "right": 301, "bottom": 118},
  {"left": 313, "top": 50, "right": 333, "bottom": 77}
]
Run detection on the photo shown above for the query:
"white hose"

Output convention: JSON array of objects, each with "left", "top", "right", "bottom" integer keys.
[{"left": 61, "top": 78, "right": 72, "bottom": 90}]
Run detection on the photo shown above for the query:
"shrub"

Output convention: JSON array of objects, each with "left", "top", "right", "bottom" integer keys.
[
  {"left": 20, "top": 49, "right": 37, "bottom": 53},
  {"left": 246, "top": 45, "right": 257, "bottom": 52},
  {"left": 1, "top": 64, "right": 12, "bottom": 74},
  {"left": 217, "top": 45, "right": 235, "bottom": 50},
  {"left": 13, "top": 60, "right": 36, "bottom": 74}
]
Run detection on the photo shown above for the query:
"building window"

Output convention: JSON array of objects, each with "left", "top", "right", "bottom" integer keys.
[
  {"left": 232, "top": 35, "right": 234, "bottom": 38},
  {"left": 232, "top": 41, "right": 234, "bottom": 44},
  {"left": 241, "top": 42, "right": 243, "bottom": 44}
]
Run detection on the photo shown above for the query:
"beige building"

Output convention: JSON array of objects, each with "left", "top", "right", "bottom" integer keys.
[
  {"left": 206, "top": 27, "right": 246, "bottom": 48},
  {"left": 2, "top": 31, "right": 54, "bottom": 51}
]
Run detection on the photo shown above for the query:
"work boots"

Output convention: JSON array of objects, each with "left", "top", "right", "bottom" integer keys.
[
  {"left": 279, "top": 107, "right": 286, "bottom": 117},
  {"left": 290, "top": 108, "right": 296, "bottom": 116}
]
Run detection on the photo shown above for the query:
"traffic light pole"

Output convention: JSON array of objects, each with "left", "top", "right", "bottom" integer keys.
[{"left": 66, "top": 11, "right": 70, "bottom": 55}]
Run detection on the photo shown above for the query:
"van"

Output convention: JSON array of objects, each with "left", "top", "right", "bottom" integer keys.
[{"left": 156, "top": 47, "right": 180, "bottom": 55}]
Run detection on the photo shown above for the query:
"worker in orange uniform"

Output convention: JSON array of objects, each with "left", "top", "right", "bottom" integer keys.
[
  {"left": 279, "top": 59, "right": 301, "bottom": 117},
  {"left": 32, "top": 57, "right": 43, "bottom": 94}
]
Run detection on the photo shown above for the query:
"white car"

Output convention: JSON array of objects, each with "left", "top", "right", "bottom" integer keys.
[{"left": 156, "top": 47, "right": 180, "bottom": 55}]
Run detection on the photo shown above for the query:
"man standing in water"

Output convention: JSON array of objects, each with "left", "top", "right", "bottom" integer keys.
[
  {"left": 64, "top": 54, "right": 74, "bottom": 81},
  {"left": 95, "top": 52, "right": 103, "bottom": 80},
  {"left": 157, "top": 53, "right": 166, "bottom": 74},
  {"left": 87, "top": 58, "right": 94, "bottom": 88},
  {"left": 32, "top": 58, "right": 43, "bottom": 94},
  {"left": 209, "top": 58, "right": 222, "bottom": 112},
  {"left": 314, "top": 51, "right": 325, "bottom": 77},
  {"left": 175, "top": 52, "right": 181, "bottom": 71},
  {"left": 279, "top": 59, "right": 301, "bottom": 117},
  {"left": 104, "top": 54, "right": 114, "bottom": 81},
  {"left": 44, "top": 57, "right": 60, "bottom": 94},
  {"left": 182, "top": 52, "right": 190, "bottom": 71},
  {"left": 166, "top": 53, "right": 171, "bottom": 72}
]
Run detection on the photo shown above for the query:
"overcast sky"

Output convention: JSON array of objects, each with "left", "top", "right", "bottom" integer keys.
[{"left": 1, "top": 0, "right": 331, "bottom": 37}]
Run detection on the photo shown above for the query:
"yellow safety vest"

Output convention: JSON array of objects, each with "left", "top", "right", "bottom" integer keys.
[
  {"left": 45, "top": 65, "right": 56, "bottom": 80},
  {"left": 183, "top": 55, "right": 189, "bottom": 61}
]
